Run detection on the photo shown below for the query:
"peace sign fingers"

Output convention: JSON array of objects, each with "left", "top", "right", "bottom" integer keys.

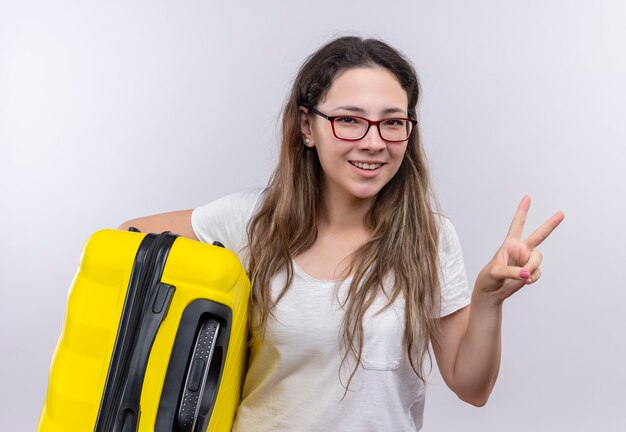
[
  {"left": 474, "top": 196, "right": 565, "bottom": 305},
  {"left": 524, "top": 210, "right": 565, "bottom": 250},
  {"left": 505, "top": 195, "right": 565, "bottom": 248}
]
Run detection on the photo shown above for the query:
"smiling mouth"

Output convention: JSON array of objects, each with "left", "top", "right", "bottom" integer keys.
[{"left": 349, "top": 161, "right": 383, "bottom": 170}]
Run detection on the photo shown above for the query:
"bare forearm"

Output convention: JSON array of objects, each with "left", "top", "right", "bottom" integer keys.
[
  {"left": 117, "top": 209, "right": 198, "bottom": 240},
  {"left": 451, "top": 291, "right": 503, "bottom": 406}
]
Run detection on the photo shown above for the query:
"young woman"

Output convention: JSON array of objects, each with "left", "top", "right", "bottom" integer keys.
[{"left": 119, "top": 36, "right": 564, "bottom": 431}]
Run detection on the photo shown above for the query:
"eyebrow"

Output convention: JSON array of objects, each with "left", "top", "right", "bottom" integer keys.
[{"left": 332, "top": 105, "right": 407, "bottom": 116}]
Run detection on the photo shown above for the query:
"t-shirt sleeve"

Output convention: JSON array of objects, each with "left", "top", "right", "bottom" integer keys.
[
  {"left": 437, "top": 216, "right": 472, "bottom": 317},
  {"left": 190, "top": 188, "right": 263, "bottom": 265}
]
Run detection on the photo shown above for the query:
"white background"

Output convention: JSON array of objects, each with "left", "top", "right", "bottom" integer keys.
[{"left": 1, "top": 1, "right": 625, "bottom": 430}]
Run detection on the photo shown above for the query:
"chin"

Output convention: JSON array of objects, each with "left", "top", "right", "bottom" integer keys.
[{"left": 348, "top": 184, "right": 386, "bottom": 201}]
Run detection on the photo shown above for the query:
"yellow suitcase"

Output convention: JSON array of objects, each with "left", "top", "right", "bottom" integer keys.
[{"left": 38, "top": 229, "right": 250, "bottom": 431}]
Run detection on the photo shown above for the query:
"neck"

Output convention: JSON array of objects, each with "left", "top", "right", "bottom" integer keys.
[{"left": 319, "top": 185, "right": 373, "bottom": 233}]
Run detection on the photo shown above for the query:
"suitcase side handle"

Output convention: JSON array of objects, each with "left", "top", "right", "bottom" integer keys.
[
  {"left": 155, "top": 300, "right": 233, "bottom": 432},
  {"left": 177, "top": 319, "right": 222, "bottom": 432}
]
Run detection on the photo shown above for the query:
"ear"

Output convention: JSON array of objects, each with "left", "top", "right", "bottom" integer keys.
[{"left": 299, "top": 106, "right": 314, "bottom": 147}]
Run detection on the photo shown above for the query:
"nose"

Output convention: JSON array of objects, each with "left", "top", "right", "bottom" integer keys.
[{"left": 358, "top": 125, "right": 386, "bottom": 152}]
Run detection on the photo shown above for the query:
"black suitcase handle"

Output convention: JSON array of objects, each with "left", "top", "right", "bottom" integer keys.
[
  {"left": 177, "top": 319, "right": 221, "bottom": 431},
  {"left": 155, "top": 300, "right": 233, "bottom": 432}
]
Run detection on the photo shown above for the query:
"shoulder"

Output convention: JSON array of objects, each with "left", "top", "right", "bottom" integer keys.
[
  {"left": 434, "top": 213, "right": 461, "bottom": 254},
  {"left": 194, "top": 188, "right": 264, "bottom": 214},
  {"left": 433, "top": 213, "right": 471, "bottom": 317},
  {"left": 190, "top": 188, "right": 264, "bottom": 249},
  {"left": 433, "top": 212, "right": 465, "bottom": 272},
  {"left": 192, "top": 188, "right": 264, "bottom": 223}
]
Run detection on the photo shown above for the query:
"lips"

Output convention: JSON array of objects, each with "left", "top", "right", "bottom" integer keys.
[{"left": 349, "top": 161, "right": 384, "bottom": 170}]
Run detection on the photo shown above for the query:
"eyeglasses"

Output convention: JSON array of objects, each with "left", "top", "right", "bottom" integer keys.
[{"left": 308, "top": 107, "right": 417, "bottom": 143}]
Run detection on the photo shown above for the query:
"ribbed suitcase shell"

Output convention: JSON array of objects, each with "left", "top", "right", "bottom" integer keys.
[{"left": 38, "top": 229, "right": 250, "bottom": 431}]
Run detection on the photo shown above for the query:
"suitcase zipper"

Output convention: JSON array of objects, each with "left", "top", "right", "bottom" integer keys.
[{"left": 95, "top": 232, "right": 177, "bottom": 432}]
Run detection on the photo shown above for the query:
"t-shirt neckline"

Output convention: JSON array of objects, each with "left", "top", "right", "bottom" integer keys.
[{"left": 291, "top": 260, "right": 354, "bottom": 285}]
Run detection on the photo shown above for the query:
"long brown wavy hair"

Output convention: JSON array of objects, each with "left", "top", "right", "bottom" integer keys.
[{"left": 246, "top": 36, "right": 443, "bottom": 390}]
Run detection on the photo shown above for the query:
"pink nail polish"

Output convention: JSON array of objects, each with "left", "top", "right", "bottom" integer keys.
[{"left": 520, "top": 270, "right": 530, "bottom": 279}]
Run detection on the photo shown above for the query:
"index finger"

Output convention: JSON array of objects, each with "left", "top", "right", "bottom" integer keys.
[
  {"left": 506, "top": 195, "right": 531, "bottom": 240},
  {"left": 524, "top": 211, "right": 565, "bottom": 249}
]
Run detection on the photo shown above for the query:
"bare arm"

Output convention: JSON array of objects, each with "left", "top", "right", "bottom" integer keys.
[
  {"left": 433, "top": 196, "right": 564, "bottom": 407},
  {"left": 118, "top": 209, "right": 198, "bottom": 240},
  {"left": 432, "top": 296, "right": 501, "bottom": 407}
]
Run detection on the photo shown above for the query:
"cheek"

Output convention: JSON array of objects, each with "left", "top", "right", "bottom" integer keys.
[
  {"left": 390, "top": 145, "right": 408, "bottom": 163},
  {"left": 316, "top": 140, "right": 351, "bottom": 163},
  {"left": 387, "top": 146, "right": 409, "bottom": 178},
  {"left": 313, "top": 144, "right": 341, "bottom": 174}
]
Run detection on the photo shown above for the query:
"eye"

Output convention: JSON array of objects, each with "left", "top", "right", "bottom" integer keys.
[
  {"left": 383, "top": 119, "right": 406, "bottom": 127},
  {"left": 336, "top": 116, "right": 359, "bottom": 125}
]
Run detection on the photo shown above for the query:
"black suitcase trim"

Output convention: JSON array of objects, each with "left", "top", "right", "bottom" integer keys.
[{"left": 95, "top": 231, "right": 178, "bottom": 432}]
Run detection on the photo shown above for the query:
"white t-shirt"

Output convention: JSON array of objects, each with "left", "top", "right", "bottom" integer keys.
[{"left": 191, "top": 189, "right": 471, "bottom": 432}]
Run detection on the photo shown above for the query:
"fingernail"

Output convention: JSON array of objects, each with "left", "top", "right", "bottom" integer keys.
[{"left": 520, "top": 270, "right": 531, "bottom": 279}]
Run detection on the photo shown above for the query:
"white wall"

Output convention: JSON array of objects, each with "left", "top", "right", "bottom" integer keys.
[{"left": 1, "top": 1, "right": 625, "bottom": 430}]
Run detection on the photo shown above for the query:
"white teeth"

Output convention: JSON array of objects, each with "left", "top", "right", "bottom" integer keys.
[{"left": 350, "top": 161, "right": 382, "bottom": 170}]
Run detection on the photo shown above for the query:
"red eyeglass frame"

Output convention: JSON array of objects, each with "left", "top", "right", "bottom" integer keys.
[{"left": 307, "top": 106, "right": 417, "bottom": 143}]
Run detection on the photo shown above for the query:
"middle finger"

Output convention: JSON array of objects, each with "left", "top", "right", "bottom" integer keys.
[{"left": 524, "top": 211, "right": 565, "bottom": 249}]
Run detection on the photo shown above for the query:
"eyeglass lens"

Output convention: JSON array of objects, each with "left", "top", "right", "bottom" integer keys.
[{"left": 333, "top": 117, "right": 412, "bottom": 141}]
